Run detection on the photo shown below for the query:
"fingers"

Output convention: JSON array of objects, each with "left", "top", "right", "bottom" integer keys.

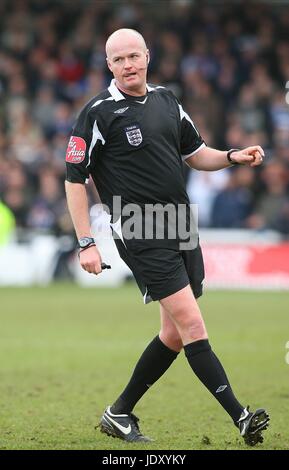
[
  {"left": 250, "top": 150, "right": 264, "bottom": 167},
  {"left": 238, "top": 146, "right": 265, "bottom": 166},
  {"left": 245, "top": 145, "right": 265, "bottom": 157},
  {"left": 81, "top": 262, "right": 102, "bottom": 274},
  {"left": 79, "top": 247, "right": 103, "bottom": 274}
]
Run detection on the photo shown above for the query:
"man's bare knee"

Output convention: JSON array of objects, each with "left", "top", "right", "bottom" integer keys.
[
  {"left": 159, "top": 330, "right": 183, "bottom": 352},
  {"left": 172, "top": 313, "right": 208, "bottom": 343},
  {"left": 185, "top": 319, "right": 207, "bottom": 342},
  {"left": 160, "top": 286, "right": 208, "bottom": 343}
]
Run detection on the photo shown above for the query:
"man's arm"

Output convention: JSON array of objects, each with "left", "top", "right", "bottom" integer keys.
[
  {"left": 185, "top": 146, "right": 265, "bottom": 171},
  {"left": 65, "top": 181, "right": 102, "bottom": 274}
]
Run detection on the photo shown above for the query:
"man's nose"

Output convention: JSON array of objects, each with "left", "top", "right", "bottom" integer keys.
[{"left": 123, "top": 58, "right": 133, "bottom": 68}]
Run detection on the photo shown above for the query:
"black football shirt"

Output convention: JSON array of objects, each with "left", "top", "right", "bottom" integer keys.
[{"left": 66, "top": 79, "right": 205, "bottom": 214}]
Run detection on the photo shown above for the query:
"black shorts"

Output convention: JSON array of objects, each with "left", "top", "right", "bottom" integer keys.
[{"left": 112, "top": 230, "right": 205, "bottom": 304}]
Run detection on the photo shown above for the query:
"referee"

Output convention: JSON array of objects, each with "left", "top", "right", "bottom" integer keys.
[{"left": 65, "top": 28, "right": 269, "bottom": 446}]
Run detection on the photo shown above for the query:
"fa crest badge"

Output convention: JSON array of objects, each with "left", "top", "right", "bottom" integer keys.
[{"left": 125, "top": 125, "right": 143, "bottom": 146}]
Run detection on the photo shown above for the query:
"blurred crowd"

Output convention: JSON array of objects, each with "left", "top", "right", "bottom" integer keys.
[{"left": 0, "top": 0, "right": 289, "bottom": 239}]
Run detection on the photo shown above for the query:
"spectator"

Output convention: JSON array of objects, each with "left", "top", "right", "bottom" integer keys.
[
  {"left": 211, "top": 166, "right": 255, "bottom": 228},
  {"left": 247, "top": 160, "right": 289, "bottom": 233}
]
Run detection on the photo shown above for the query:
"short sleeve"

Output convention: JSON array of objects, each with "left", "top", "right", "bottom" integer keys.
[
  {"left": 178, "top": 104, "right": 206, "bottom": 161},
  {"left": 65, "top": 106, "right": 104, "bottom": 184}
]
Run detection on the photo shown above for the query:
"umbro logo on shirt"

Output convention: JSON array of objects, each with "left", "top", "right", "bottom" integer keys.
[{"left": 114, "top": 107, "right": 129, "bottom": 114}]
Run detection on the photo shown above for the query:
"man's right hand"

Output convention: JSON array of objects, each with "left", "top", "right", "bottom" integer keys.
[{"left": 79, "top": 245, "right": 103, "bottom": 274}]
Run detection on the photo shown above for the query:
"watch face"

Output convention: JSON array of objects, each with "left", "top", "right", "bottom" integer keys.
[{"left": 79, "top": 237, "right": 94, "bottom": 248}]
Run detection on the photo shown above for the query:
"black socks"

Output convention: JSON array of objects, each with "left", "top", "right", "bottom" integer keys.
[
  {"left": 110, "top": 336, "right": 243, "bottom": 424},
  {"left": 184, "top": 339, "right": 243, "bottom": 423},
  {"left": 111, "top": 335, "right": 179, "bottom": 414}
]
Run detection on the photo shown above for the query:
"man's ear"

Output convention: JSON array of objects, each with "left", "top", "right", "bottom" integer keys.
[{"left": 106, "top": 57, "right": 112, "bottom": 72}]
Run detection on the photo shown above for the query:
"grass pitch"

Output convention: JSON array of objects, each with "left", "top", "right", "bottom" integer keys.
[{"left": 0, "top": 284, "right": 288, "bottom": 450}]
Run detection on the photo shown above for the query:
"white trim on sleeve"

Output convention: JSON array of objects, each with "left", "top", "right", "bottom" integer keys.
[{"left": 181, "top": 142, "right": 206, "bottom": 161}]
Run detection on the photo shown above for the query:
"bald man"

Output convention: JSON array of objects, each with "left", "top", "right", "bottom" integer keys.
[{"left": 65, "top": 28, "right": 269, "bottom": 446}]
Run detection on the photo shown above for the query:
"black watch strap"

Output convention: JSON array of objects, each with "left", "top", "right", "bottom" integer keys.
[
  {"left": 78, "top": 243, "right": 96, "bottom": 258},
  {"left": 227, "top": 148, "right": 240, "bottom": 165},
  {"left": 78, "top": 236, "right": 95, "bottom": 248}
]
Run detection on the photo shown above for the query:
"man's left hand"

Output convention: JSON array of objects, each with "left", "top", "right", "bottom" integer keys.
[{"left": 230, "top": 146, "right": 265, "bottom": 167}]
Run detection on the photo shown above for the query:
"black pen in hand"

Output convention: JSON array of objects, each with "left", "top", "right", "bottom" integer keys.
[{"left": 101, "top": 263, "right": 111, "bottom": 270}]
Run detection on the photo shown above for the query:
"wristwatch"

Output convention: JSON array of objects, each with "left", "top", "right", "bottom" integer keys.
[
  {"left": 227, "top": 148, "right": 240, "bottom": 165},
  {"left": 78, "top": 237, "right": 95, "bottom": 249}
]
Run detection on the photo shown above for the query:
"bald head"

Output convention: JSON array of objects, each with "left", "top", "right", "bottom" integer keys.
[
  {"left": 105, "top": 28, "right": 149, "bottom": 96},
  {"left": 105, "top": 29, "right": 147, "bottom": 59}
]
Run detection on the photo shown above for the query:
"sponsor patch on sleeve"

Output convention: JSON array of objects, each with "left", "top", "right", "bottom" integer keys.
[{"left": 66, "top": 136, "right": 86, "bottom": 164}]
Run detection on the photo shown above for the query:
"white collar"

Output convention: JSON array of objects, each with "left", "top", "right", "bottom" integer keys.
[{"left": 108, "top": 79, "right": 155, "bottom": 101}]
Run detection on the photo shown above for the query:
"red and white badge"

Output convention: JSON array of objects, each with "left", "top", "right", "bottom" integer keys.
[{"left": 66, "top": 136, "right": 86, "bottom": 164}]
